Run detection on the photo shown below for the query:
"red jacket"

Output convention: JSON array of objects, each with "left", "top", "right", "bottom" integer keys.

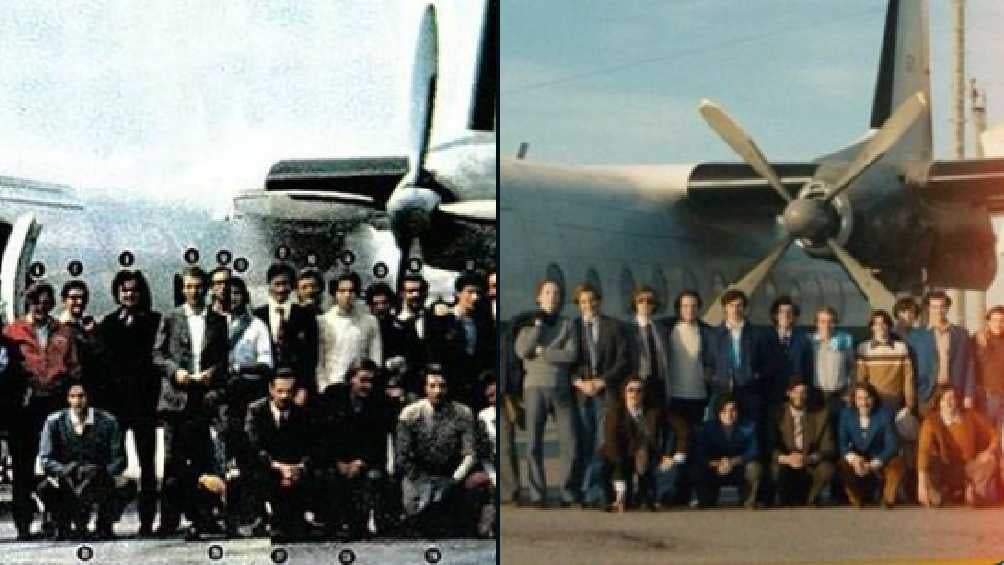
[{"left": 3, "top": 318, "right": 81, "bottom": 397}]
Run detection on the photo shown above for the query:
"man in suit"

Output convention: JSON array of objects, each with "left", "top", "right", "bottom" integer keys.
[
  {"left": 295, "top": 267, "right": 325, "bottom": 315},
  {"left": 37, "top": 382, "right": 128, "bottom": 540},
  {"left": 428, "top": 272, "right": 493, "bottom": 410},
  {"left": 908, "top": 290, "right": 976, "bottom": 415},
  {"left": 153, "top": 266, "right": 229, "bottom": 537},
  {"left": 692, "top": 394, "right": 762, "bottom": 508},
  {"left": 98, "top": 270, "right": 162, "bottom": 536},
  {"left": 208, "top": 267, "right": 232, "bottom": 317},
  {"left": 625, "top": 285, "right": 672, "bottom": 410},
  {"left": 394, "top": 274, "right": 432, "bottom": 398},
  {"left": 253, "top": 263, "right": 318, "bottom": 399},
  {"left": 569, "top": 282, "right": 628, "bottom": 505},
  {"left": 770, "top": 377, "right": 835, "bottom": 506},
  {"left": 767, "top": 296, "right": 813, "bottom": 413},
  {"left": 245, "top": 368, "right": 315, "bottom": 542}
]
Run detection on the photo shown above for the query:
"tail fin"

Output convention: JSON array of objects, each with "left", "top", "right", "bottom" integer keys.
[
  {"left": 468, "top": 0, "right": 498, "bottom": 132},
  {"left": 870, "top": 0, "right": 932, "bottom": 163}
]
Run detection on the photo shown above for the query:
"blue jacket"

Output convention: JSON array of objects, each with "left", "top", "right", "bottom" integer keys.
[
  {"left": 767, "top": 326, "right": 814, "bottom": 404},
  {"left": 906, "top": 326, "right": 976, "bottom": 402},
  {"left": 708, "top": 321, "right": 777, "bottom": 393},
  {"left": 837, "top": 406, "right": 899, "bottom": 463},
  {"left": 695, "top": 417, "right": 759, "bottom": 465}
]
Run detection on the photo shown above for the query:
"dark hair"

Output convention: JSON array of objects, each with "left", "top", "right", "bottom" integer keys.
[
  {"left": 770, "top": 295, "right": 800, "bottom": 323},
  {"left": 930, "top": 384, "right": 959, "bottom": 412},
  {"left": 715, "top": 393, "right": 737, "bottom": 417},
  {"left": 111, "top": 269, "right": 152, "bottom": 311},
  {"left": 209, "top": 266, "right": 232, "bottom": 282},
  {"left": 923, "top": 290, "right": 952, "bottom": 309},
  {"left": 345, "top": 358, "right": 380, "bottom": 382},
  {"left": 893, "top": 297, "right": 919, "bottom": 317},
  {"left": 398, "top": 273, "right": 429, "bottom": 296},
  {"left": 631, "top": 285, "right": 661, "bottom": 313},
  {"left": 815, "top": 305, "right": 839, "bottom": 324},
  {"left": 271, "top": 367, "right": 298, "bottom": 384},
  {"left": 266, "top": 263, "right": 296, "bottom": 284},
  {"left": 423, "top": 363, "right": 448, "bottom": 386},
  {"left": 364, "top": 282, "right": 396, "bottom": 307},
  {"left": 719, "top": 289, "right": 748, "bottom": 308},
  {"left": 849, "top": 381, "right": 879, "bottom": 412},
  {"left": 619, "top": 374, "right": 645, "bottom": 400},
  {"left": 869, "top": 310, "right": 894, "bottom": 331},
  {"left": 573, "top": 282, "right": 602, "bottom": 303},
  {"left": 181, "top": 266, "right": 206, "bottom": 282},
  {"left": 24, "top": 282, "right": 55, "bottom": 308},
  {"left": 454, "top": 271, "right": 483, "bottom": 294},
  {"left": 329, "top": 272, "right": 361, "bottom": 296},
  {"left": 673, "top": 289, "right": 702, "bottom": 314},
  {"left": 60, "top": 279, "right": 89, "bottom": 302},
  {"left": 786, "top": 374, "right": 808, "bottom": 391},
  {"left": 297, "top": 267, "right": 323, "bottom": 286},
  {"left": 479, "top": 369, "right": 496, "bottom": 387},
  {"left": 535, "top": 279, "right": 562, "bottom": 305},
  {"left": 229, "top": 276, "right": 249, "bottom": 305}
]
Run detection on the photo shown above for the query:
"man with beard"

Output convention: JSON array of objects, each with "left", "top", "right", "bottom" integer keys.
[
  {"left": 4, "top": 282, "right": 82, "bottom": 539},
  {"left": 396, "top": 365, "right": 489, "bottom": 535},
  {"left": 770, "top": 378, "right": 835, "bottom": 506},
  {"left": 98, "top": 270, "right": 162, "bottom": 536}
]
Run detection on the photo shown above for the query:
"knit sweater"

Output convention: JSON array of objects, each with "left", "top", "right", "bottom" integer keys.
[{"left": 856, "top": 339, "right": 916, "bottom": 410}]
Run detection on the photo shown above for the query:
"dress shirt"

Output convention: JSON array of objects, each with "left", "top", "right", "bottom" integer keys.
[
  {"left": 670, "top": 321, "right": 705, "bottom": 400},
  {"left": 183, "top": 304, "right": 207, "bottom": 374},
  {"left": 69, "top": 407, "right": 95, "bottom": 436},
  {"left": 229, "top": 312, "right": 274, "bottom": 370}
]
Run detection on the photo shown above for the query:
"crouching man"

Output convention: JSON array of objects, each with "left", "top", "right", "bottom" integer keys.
[
  {"left": 38, "top": 382, "right": 130, "bottom": 540},
  {"left": 396, "top": 365, "right": 491, "bottom": 536}
]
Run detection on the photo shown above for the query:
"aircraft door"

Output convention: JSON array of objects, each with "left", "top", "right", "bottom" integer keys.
[{"left": 0, "top": 213, "right": 42, "bottom": 325}]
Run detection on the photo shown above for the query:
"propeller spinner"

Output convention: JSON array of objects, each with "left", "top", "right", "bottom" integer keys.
[{"left": 698, "top": 92, "right": 927, "bottom": 325}]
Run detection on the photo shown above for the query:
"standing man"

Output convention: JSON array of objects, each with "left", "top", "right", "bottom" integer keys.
[
  {"left": 767, "top": 296, "right": 813, "bottom": 413},
  {"left": 208, "top": 267, "right": 233, "bottom": 317},
  {"left": 810, "top": 306, "right": 855, "bottom": 425},
  {"left": 569, "top": 283, "right": 628, "bottom": 505},
  {"left": 316, "top": 273, "right": 382, "bottom": 393},
  {"left": 58, "top": 280, "right": 107, "bottom": 410},
  {"left": 515, "top": 279, "right": 579, "bottom": 507},
  {"left": 253, "top": 263, "right": 318, "bottom": 397},
  {"left": 428, "top": 272, "right": 493, "bottom": 409},
  {"left": 708, "top": 290, "right": 775, "bottom": 428},
  {"left": 908, "top": 291, "right": 976, "bottom": 416},
  {"left": 893, "top": 298, "right": 921, "bottom": 341},
  {"left": 153, "top": 266, "right": 229, "bottom": 537},
  {"left": 499, "top": 311, "right": 533, "bottom": 505},
  {"left": 974, "top": 306, "right": 1004, "bottom": 429},
  {"left": 4, "top": 282, "right": 82, "bottom": 539},
  {"left": 625, "top": 285, "right": 672, "bottom": 409},
  {"left": 665, "top": 290, "right": 713, "bottom": 428},
  {"left": 296, "top": 267, "right": 325, "bottom": 315},
  {"left": 395, "top": 274, "right": 431, "bottom": 396},
  {"left": 856, "top": 310, "right": 916, "bottom": 415},
  {"left": 98, "top": 270, "right": 162, "bottom": 536}
]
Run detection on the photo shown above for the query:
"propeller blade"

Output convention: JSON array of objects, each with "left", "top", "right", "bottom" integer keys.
[
  {"left": 825, "top": 238, "right": 897, "bottom": 313},
  {"left": 702, "top": 237, "right": 793, "bottom": 326},
  {"left": 403, "top": 5, "right": 439, "bottom": 186},
  {"left": 439, "top": 200, "right": 496, "bottom": 223},
  {"left": 699, "top": 99, "right": 791, "bottom": 204},
  {"left": 825, "top": 92, "right": 927, "bottom": 203}
]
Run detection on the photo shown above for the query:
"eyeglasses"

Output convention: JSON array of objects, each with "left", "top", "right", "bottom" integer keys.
[
  {"left": 625, "top": 387, "right": 643, "bottom": 393},
  {"left": 635, "top": 297, "right": 655, "bottom": 305}
]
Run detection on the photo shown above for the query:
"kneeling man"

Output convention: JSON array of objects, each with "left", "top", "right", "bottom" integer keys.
[{"left": 771, "top": 377, "right": 835, "bottom": 506}]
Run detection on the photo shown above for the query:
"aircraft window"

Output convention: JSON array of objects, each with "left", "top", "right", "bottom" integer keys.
[
  {"left": 653, "top": 267, "right": 669, "bottom": 308},
  {"left": 585, "top": 267, "right": 602, "bottom": 296},
  {"left": 712, "top": 273, "right": 726, "bottom": 297},
  {"left": 620, "top": 268, "right": 636, "bottom": 315},
  {"left": 545, "top": 263, "right": 566, "bottom": 304}
]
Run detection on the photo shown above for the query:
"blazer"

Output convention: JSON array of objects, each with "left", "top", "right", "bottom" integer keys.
[
  {"left": 600, "top": 406, "right": 687, "bottom": 480},
  {"left": 571, "top": 314, "right": 629, "bottom": 395},
  {"left": 695, "top": 418, "right": 759, "bottom": 465},
  {"left": 153, "top": 306, "right": 228, "bottom": 418},
  {"left": 98, "top": 308, "right": 162, "bottom": 418},
  {"left": 771, "top": 405, "right": 835, "bottom": 463},
  {"left": 708, "top": 321, "right": 777, "bottom": 393},
  {"left": 907, "top": 326, "right": 976, "bottom": 403},
  {"left": 837, "top": 406, "right": 899, "bottom": 463},
  {"left": 767, "top": 326, "right": 814, "bottom": 403},
  {"left": 252, "top": 303, "right": 319, "bottom": 391},
  {"left": 39, "top": 408, "right": 126, "bottom": 478},
  {"left": 625, "top": 318, "right": 673, "bottom": 402},
  {"left": 244, "top": 397, "right": 314, "bottom": 471},
  {"left": 319, "top": 383, "right": 398, "bottom": 469}
]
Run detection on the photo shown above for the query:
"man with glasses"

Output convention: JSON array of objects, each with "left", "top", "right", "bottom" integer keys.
[{"left": 625, "top": 286, "right": 672, "bottom": 409}]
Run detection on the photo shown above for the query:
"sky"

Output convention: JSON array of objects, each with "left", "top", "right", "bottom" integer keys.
[
  {"left": 501, "top": 0, "right": 1004, "bottom": 164},
  {"left": 0, "top": 0, "right": 484, "bottom": 210}
]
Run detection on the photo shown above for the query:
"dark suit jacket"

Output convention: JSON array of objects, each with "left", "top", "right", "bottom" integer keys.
[
  {"left": 695, "top": 418, "right": 759, "bottom": 465},
  {"left": 320, "top": 383, "right": 397, "bottom": 470},
  {"left": 98, "top": 308, "right": 162, "bottom": 419},
  {"left": 153, "top": 306, "right": 228, "bottom": 418},
  {"left": 771, "top": 405, "right": 835, "bottom": 463},
  {"left": 837, "top": 406, "right": 899, "bottom": 463},
  {"left": 244, "top": 397, "right": 313, "bottom": 471},
  {"left": 600, "top": 406, "right": 687, "bottom": 480},
  {"left": 252, "top": 303, "right": 318, "bottom": 392},
  {"left": 572, "top": 314, "right": 629, "bottom": 397},
  {"left": 767, "top": 327, "right": 814, "bottom": 404},
  {"left": 625, "top": 318, "right": 673, "bottom": 406},
  {"left": 708, "top": 321, "right": 778, "bottom": 394}
]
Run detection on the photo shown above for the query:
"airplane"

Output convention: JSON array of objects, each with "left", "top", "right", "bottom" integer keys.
[
  {"left": 231, "top": 0, "right": 499, "bottom": 284},
  {"left": 500, "top": 0, "right": 1004, "bottom": 328}
]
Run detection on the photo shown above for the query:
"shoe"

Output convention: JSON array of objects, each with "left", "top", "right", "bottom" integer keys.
[
  {"left": 531, "top": 500, "right": 549, "bottom": 509},
  {"left": 137, "top": 523, "right": 153, "bottom": 538},
  {"left": 250, "top": 519, "right": 269, "bottom": 538},
  {"left": 184, "top": 526, "right": 204, "bottom": 542},
  {"left": 269, "top": 528, "right": 289, "bottom": 544},
  {"left": 154, "top": 525, "right": 179, "bottom": 538},
  {"left": 95, "top": 524, "right": 115, "bottom": 541}
]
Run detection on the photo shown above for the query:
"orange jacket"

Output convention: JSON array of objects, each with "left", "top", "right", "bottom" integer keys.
[{"left": 3, "top": 318, "right": 81, "bottom": 397}]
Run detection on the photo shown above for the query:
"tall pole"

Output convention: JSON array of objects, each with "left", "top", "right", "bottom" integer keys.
[
  {"left": 966, "top": 80, "right": 988, "bottom": 331},
  {"left": 947, "top": 0, "right": 966, "bottom": 326}
]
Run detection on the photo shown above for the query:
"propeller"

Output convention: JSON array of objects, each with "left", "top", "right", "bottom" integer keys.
[
  {"left": 386, "top": 4, "right": 443, "bottom": 286},
  {"left": 699, "top": 92, "right": 927, "bottom": 325}
]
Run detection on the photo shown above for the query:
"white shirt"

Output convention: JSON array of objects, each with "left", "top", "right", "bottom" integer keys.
[
  {"left": 478, "top": 405, "right": 497, "bottom": 486},
  {"left": 229, "top": 313, "right": 274, "bottom": 371},
  {"left": 670, "top": 321, "right": 706, "bottom": 400},
  {"left": 397, "top": 305, "right": 425, "bottom": 339},
  {"left": 69, "top": 407, "right": 95, "bottom": 436},
  {"left": 183, "top": 304, "right": 207, "bottom": 374},
  {"left": 316, "top": 305, "right": 382, "bottom": 391},
  {"left": 269, "top": 400, "right": 289, "bottom": 427}
]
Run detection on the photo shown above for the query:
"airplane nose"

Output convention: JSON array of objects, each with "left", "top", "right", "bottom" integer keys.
[{"left": 782, "top": 197, "right": 837, "bottom": 242}]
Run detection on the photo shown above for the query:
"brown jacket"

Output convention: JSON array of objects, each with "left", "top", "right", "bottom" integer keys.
[
  {"left": 771, "top": 405, "right": 835, "bottom": 464},
  {"left": 600, "top": 405, "right": 687, "bottom": 480}
]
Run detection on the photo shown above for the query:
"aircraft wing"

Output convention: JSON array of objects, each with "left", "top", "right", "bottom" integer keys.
[
  {"left": 920, "top": 158, "right": 1004, "bottom": 213},
  {"left": 685, "top": 162, "right": 818, "bottom": 210},
  {"left": 0, "top": 175, "right": 84, "bottom": 211},
  {"left": 264, "top": 156, "right": 410, "bottom": 207}
]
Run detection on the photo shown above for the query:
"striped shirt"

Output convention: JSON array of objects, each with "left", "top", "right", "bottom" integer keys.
[{"left": 856, "top": 339, "right": 915, "bottom": 410}]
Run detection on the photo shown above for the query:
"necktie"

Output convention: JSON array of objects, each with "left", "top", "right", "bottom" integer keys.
[
  {"left": 794, "top": 412, "right": 804, "bottom": 451},
  {"left": 646, "top": 324, "right": 659, "bottom": 380},
  {"left": 584, "top": 320, "right": 596, "bottom": 373},
  {"left": 275, "top": 307, "right": 287, "bottom": 344}
]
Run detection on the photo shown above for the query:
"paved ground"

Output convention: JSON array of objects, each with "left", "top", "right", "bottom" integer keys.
[{"left": 502, "top": 504, "right": 1004, "bottom": 564}]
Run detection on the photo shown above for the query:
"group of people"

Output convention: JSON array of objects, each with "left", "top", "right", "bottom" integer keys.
[
  {"left": 0, "top": 262, "right": 498, "bottom": 542},
  {"left": 500, "top": 280, "right": 1004, "bottom": 513}
]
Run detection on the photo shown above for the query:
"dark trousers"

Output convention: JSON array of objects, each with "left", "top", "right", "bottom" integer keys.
[
  {"left": 770, "top": 459, "right": 835, "bottom": 506},
  {"left": 160, "top": 417, "right": 213, "bottom": 531},
  {"left": 36, "top": 470, "right": 131, "bottom": 530},
  {"left": 499, "top": 395, "right": 521, "bottom": 503},
  {"left": 115, "top": 416, "right": 158, "bottom": 527},
  {"left": 324, "top": 469, "right": 396, "bottom": 534},
  {"left": 838, "top": 456, "right": 905, "bottom": 506},
  {"left": 572, "top": 391, "right": 606, "bottom": 498},
  {"left": 693, "top": 461, "right": 762, "bottom": 507},
  {"left": 669, "top": 397, "right": 707, "bottom": 502},
  {"left": 10, "top": 396, "right": 62, "bottom": 533},
  {"left": 261, "top": 470, "right": 311, "bottom": 533}
]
